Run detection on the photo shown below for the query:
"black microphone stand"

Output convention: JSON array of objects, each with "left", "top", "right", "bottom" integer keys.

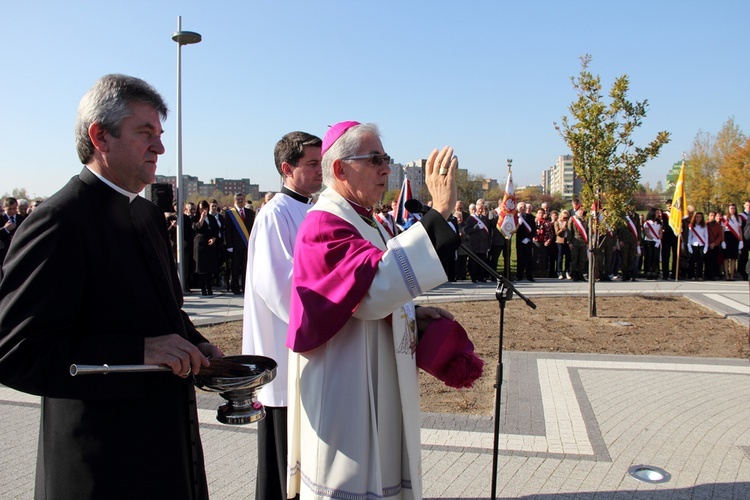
[
  {"left": 458, "top": 241, "right": 536, "bottom": 500},
  {"left": 405, "top": 198, "right": 536, "bottom": 496}
]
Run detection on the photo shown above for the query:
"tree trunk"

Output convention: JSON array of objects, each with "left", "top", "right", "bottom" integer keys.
[{"left": 588, "top": 217, "right": 597, "bottom": 318}]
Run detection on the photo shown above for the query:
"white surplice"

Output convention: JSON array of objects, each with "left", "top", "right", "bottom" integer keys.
[
  {"left": 242, "top": 192, "right": 310, "bottom": 406},
  {"left": 287, "top": 188, "right": 447, "bottom": 499}
]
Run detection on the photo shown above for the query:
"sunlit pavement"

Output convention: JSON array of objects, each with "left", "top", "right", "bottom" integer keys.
[{"left": 2, "top": 279, "right": 748, "bottom": 498}]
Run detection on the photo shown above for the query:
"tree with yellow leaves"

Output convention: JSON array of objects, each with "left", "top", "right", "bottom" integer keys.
[{"left": 687, "top": 118, "right": 749, "bottom": 211}]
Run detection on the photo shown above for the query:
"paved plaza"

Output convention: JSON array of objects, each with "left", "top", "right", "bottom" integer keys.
[{"left": 1, "top": 279, "right": 748, "bottom": 498}]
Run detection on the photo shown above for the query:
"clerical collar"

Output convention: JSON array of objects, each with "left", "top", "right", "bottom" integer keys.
[
  {"left": 281, "top": 186, "right": 313, "bottom": 204},
  {"left": 344, "top": 198, "right": 374, "bottom": 219},
  {"left": 85, "top": 166, "right": 138, "bottom": 202}
]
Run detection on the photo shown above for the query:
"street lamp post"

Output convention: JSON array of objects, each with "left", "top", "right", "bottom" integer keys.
[{"left": 172, "top": 16, "right": 201, "bottom": 292}]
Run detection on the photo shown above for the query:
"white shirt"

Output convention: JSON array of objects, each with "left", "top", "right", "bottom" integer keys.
[
  {"left": 643, "top": 220, "right": 662, "bottom": 243},
  {"left": 688, "top": 224, "right": 709, "bottom": 252}
]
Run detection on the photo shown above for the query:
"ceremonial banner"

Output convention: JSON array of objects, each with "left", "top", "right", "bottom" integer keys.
[{"left": 498, "top": 167, "right": 517, "bottom": 238}]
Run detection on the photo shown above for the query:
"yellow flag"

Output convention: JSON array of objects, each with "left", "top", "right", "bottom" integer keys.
[{"left": 669, "top": 161, "right": 686, "bottom": 235}]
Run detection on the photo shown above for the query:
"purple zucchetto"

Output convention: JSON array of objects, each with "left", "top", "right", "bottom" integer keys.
[{"left": 321, "top": 121, "right": 361, "bottom": 156}]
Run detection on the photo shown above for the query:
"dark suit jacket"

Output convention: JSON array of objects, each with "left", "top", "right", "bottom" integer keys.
[
  {"left": 515, "top": 212, "right": 536, "bottom": 245},
  {"left": 0, "top": 168, "right": 209, "bottom": 499},
  {"left": 223, "top": 206, "right": 254, "bottom": 252},
  {"left": 463, "top": 214, "right": 491, "bottom": 254},
  {"left": 487, "top": 209, "right": 507, "bottom": 247}
]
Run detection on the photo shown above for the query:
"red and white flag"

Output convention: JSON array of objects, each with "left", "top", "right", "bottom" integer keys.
[
  {"left": 498, "top": 167, "right": 517, "bottom": 238},
  {"left": 395, "top": 178, "right": 412, "bottom": 228}
]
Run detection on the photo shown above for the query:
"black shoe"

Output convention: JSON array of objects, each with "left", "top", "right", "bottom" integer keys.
[{"left": 528, "top": 277, "right": 535, "bottom": 282}]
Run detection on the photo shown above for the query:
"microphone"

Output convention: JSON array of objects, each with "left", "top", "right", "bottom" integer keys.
[{"left": 404, "top": 199, "right": 430, "bottom": 215}]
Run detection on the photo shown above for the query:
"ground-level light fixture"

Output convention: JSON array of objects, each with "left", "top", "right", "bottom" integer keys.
[{"left": 628, "top": 464, "right": 671, "bottom": 484}]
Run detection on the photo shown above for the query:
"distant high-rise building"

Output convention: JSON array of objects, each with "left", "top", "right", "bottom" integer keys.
[
  {"left": 198, "top": 182, "right": 218, "bottom": 197},
  {"left": 387, "top": 160, "right": 427, "bottom": 200},
  {"left": 387, "top": 162, "right": 405, "bottom": 191},
  {"left": 546, "top": 155, "right": 580, "bottom": 199},
  {"left": 212, "top": 178, "right": 253, "bottom": 197},
  {"left": 402, "top": 160, "right": 426, "bottom": 199},
  {"left": 154, "top": 174, "right": 200, "bottom": 201},
  {"left": 154, "top": 175, "right": 258, "bottom": 201},
  {"left": 543, "top": 166, "right": 554, "bottom": 194}
]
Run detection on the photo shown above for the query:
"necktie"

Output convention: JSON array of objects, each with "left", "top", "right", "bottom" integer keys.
[{"left": 240, "top": 208, "right": 245, "bottom": 220}]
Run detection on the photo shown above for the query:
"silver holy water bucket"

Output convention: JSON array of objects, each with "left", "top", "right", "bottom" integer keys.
[
  {"left": 193, "top": 355, "right": 277, "bottom": 425},
  {"left": 70, "top": 354, "right": 277, "bottom": 425}
]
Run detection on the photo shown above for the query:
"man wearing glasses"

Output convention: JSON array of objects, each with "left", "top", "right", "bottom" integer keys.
[{"left": 286, "top": 121, "right": 460, "bottom": 499}]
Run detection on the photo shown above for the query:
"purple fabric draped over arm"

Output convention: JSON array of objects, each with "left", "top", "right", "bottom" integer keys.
[{"left": 287, "top": 211, "right": 384, "bottom": 352}]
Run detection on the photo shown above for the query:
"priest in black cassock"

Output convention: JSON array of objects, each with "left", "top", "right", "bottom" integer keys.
[{"left": 0, "top": 74, "right": 222, "bottom": 499}]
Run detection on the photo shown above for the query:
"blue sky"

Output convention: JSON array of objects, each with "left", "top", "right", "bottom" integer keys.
[{"left": 1, "top": 0, "right": 747, "bottom": 199}]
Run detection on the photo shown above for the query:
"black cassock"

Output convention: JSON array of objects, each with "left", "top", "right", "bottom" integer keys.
[{"left": 0, "top": 168, "right": 209, "bottom": 499}]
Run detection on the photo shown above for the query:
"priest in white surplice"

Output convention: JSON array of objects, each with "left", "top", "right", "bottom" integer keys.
[
  {"left": 286, "top": 121, "right": 461, "bottom": 499},
  {"left": 242, "top": 131, "right": 323, "bottom": 500}
]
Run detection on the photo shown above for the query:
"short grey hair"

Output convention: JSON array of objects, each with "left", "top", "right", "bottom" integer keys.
[
  {"left": 321, "top": 123, "right": 380, "bottom": 187},
  {"left": 75, "top": 74, "right": 168, "bottom": 164}
]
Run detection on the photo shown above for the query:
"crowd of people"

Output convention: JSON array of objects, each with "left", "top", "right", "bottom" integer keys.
[
  {"left": 7, "top": 188, "right": 747, "bottom": 289},
  {"left": 0, "top": 197, "right": 43, "bottom": 264},
  {"left": 430, "top": 197, "right": 750, "bottom": 284},
  {"left": 0, "top": 71, "right": 746, "bottom": 500},
  {"left": 165, "top": 192, "right": 278, "bottom": 296}
]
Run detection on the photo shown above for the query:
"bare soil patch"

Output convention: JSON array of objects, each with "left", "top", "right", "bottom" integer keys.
[{"left": 199, "top": 296, "right": 749, "bottom": 416}]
